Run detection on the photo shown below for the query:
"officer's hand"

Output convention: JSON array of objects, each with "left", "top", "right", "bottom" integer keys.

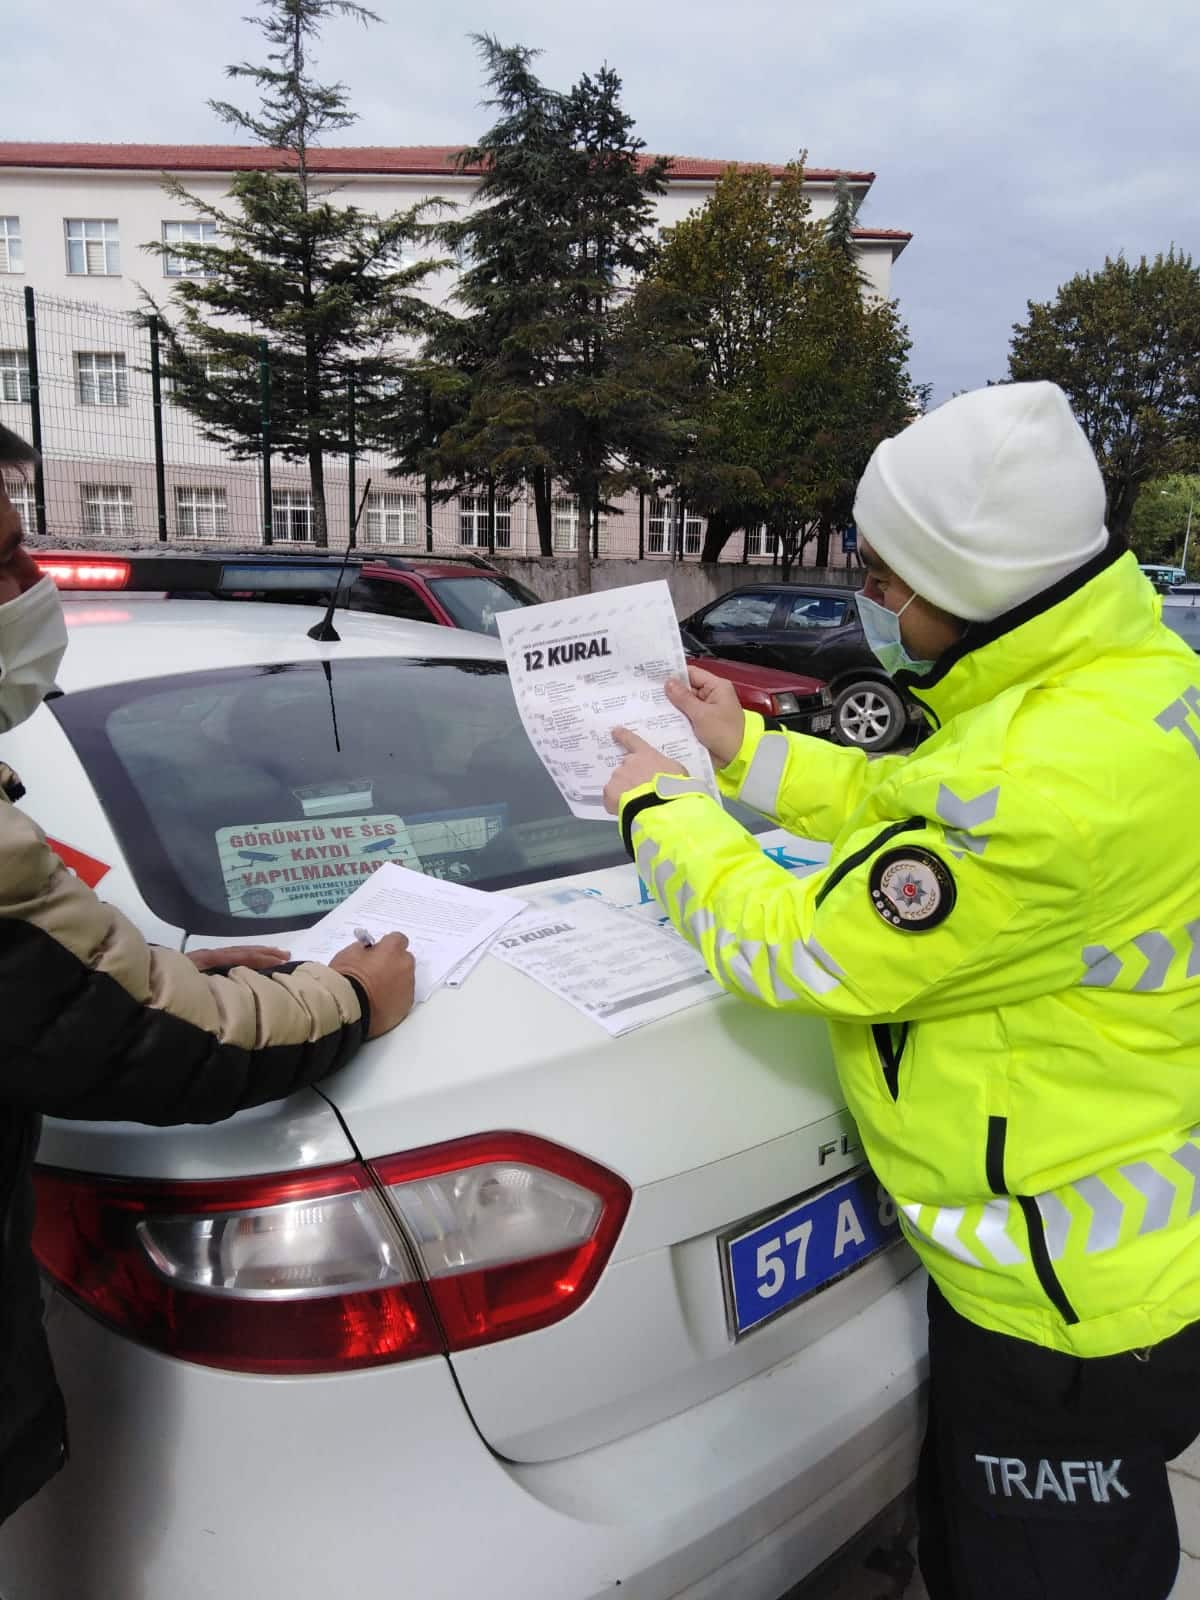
[
  {"left": 329, "top": 932, "right": 416, "bottom": 1038},
  {"left": 603, "top": 728, "right": 686, "bottom": 815},
  {"left": 665, "top": 667, "right": 745, "bottom": 768},
  {"left": 187, "top": 945, "right": 290, "bottom": 973}
]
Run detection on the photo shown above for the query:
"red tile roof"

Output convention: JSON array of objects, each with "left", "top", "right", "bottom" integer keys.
[{"left": 0, "top": 141, "right": 875, "bottom": 184}]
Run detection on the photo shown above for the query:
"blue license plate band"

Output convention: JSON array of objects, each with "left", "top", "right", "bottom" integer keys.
[{"left": 724, "top": 1169, "right": 900, "bottom": 1337}]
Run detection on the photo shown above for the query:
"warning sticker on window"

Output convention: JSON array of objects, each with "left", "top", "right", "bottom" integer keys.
[{"left": 216, "top": 815, "right": 421, "bottom": 919}]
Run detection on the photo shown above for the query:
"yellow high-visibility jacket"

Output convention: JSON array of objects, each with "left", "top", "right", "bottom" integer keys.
[{"left": 620, "top": 549, "right": 1200, "bottom": 1356}]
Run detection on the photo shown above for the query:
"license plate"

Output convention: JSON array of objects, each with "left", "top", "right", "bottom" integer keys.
[
  {"left": 723, "top": 1169, "right": 900, "bottom": 1337},
  {"left": 810, "top": 713, "right": 833, "bottom": 732}
]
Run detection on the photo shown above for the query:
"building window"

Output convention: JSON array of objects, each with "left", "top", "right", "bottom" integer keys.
[
  {"left": 648, "top": 497, "right": 703, "bottom": 555},
  {"left": 365, "top": 490, "right": 419, "bottom": 545},
  {"left": 0, "top": 350, "right": 30, "bottom": 404},
  {"left": 162, "top": 220, "right": 220, "bottom": 277},
  {"left": 744, "top": 526, "right": 780, "bottom": 560},
  {"left": 168, "top": 351, "right": 235, "bottom": 401},
  {"left": 552, "top": 495, "right": 579, "bottom": 552},
  {"left": 77, "top": 352, "right": 128, "bottom": 407},
  {"left": 3, "top": 477, "right": 35, "bottom": 531},
  {"left": 459, "top": 493, "right": 511, "bottom": 549},
  {"left": 81, "top": 484, "right": 134, "bottom": 537},
  {"left": 175, "top": 486, "right": 230, "bottom": 539},
  {"left": 65, "top": 219, "right": 121, "bottom": 276},
  {"left": 272, "top": 489, "right": 313, "bottom": 543},
  {"left": 0, "top": 218, "right": 22, "bottom": 274}
]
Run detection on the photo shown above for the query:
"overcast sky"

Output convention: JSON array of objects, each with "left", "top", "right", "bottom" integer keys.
[{"left": 10, "top": 0, "right": 1198, "bottom": 399}]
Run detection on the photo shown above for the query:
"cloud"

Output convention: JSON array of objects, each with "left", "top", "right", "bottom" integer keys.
[{"left": 5, "top": 0, "right": 1196, "bottom": 399}]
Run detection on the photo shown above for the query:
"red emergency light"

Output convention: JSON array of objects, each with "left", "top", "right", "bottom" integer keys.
[{"left": 36, "top": 558, "right": 131, "bottom": 591}]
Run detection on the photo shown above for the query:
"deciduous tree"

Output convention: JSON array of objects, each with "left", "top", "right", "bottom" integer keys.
[{"left": 1008, "top": 251, "right": 1200, "bottom": 537}]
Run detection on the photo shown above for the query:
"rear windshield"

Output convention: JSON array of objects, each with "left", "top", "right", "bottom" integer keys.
[
  {"left": 52, "top": 658, "right": 767, "bottom": 937},
  {"left": 428, "top": 576, "right": 537, "bottom": 636},
  {"left": 1162, "top": 605, "right": 1200, "bottom": 652}
]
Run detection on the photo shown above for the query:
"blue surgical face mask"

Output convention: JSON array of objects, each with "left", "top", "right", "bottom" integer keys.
[{"left": 854, "top": 590, "right": 934, "bottom": 679}]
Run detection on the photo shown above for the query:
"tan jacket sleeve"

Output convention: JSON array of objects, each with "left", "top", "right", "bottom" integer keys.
[{"left": 1, "top": 795, "right": 368, "bottom": 1124}]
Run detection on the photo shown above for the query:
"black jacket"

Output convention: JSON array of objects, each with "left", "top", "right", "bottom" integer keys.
[{"left": 0, "top": 764, "right": 370, "bottom": 1523}]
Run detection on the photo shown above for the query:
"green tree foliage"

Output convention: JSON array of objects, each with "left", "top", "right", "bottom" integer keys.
[
  {"left": 1127, "top": 472, "right": 1200, "bottom": 571},
  {"left": 144, "top": 0, "right": 438, "bottom": 546},
  {"left": 1008, "top": 251, "right": 1200, "bottom": 538},
  {"left": 401, "top": 38, "right": 688, "bottom": 577},
  {"left": 631, "top": 162, "right": 921, "bottom": 569}
]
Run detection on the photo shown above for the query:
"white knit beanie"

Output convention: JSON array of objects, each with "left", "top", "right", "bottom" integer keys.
[{"left": 852, "top": 381, "right": 1108, "bottom": 623}]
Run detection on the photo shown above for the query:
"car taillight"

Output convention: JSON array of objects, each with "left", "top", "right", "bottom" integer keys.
[
  {"left": 32, "top": 1163, "right": 440, "bottom": 1375},
  {"left": 32, "top": 1135, "right": 630, "bottom": 1373},
  {"left": 372, "top": 1133, "right": 631, "bottom": 1350},
  {"left": 36, "top": 558, "right": 131, "bottom": 590}
]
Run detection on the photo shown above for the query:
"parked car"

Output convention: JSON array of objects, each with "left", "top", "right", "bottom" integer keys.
[
  {"left": 678, "top": 626, "right": 833, "bottom": 737},
  {"left": 0, "top": 552, "right": 925, "bottom": 1600},
  {"left": 346, "top": 552, "right": 541, "bottom": 635},
  {"left": 1140, "top": 563, "right": 1189, "bottom": 593},
  {"left": 1161, "top": 583, "right": 1200, "bottom": 651},
  {"left": 336, "top": 555, "right": 836, "bottom": 737},
  {"left": 683, "top": 585, "right": 918, "bottom": 752}
]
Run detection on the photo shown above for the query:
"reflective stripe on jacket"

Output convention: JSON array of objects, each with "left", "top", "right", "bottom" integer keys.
[{"left": 619, "top": 548, "right": 1200, "bottom": 1357}]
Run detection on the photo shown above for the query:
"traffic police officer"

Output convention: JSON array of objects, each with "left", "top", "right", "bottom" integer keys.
[{"left": 604, "top": 382, "right": 1200, "bottom": 1598}]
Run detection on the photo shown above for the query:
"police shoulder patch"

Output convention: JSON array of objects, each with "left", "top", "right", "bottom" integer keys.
[{"left": 869, "top": 846, "right": 956, "bottom": 931}]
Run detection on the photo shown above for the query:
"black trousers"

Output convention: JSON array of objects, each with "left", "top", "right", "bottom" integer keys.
[{"left": 917, "top": 1282, "right": 1200, "bottom": 1600}]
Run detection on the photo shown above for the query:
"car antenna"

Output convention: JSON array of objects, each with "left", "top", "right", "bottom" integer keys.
[{"left": 307, "top": 477, "right": 372, "bottom": 643}]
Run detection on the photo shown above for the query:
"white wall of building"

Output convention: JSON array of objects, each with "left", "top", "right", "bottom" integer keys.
[
  {"left": 0, "top": 160, "right": 902, "bottom": 311},
  {"left": 0, "top": 152, "right": 907, "bottom": 560}
]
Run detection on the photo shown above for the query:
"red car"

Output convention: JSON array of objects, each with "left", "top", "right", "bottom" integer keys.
[
  {"left": 677, "top": 625, "right": 833, "bottom": 736},
  {"left": 346, "top": 555, "right": 835, "bottom": 739}
]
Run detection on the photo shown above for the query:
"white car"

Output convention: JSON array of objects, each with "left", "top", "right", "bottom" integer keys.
[
  {"left": 1162, "top": 584, "right": 1200, "bottom": 652},
  {"left": 0, "top": 554, "right": 925, "bottom": 1600}
]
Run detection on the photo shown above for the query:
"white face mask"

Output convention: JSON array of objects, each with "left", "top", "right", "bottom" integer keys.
[{"left": 0, "top": 576, "right": 68, "bottom": 733}]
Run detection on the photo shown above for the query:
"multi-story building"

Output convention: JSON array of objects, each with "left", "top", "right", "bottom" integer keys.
[{"left": 0, "top": 143, "right": 910, "bottom": 562}]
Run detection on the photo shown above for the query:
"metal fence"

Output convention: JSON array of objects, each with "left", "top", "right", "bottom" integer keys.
[{"left": 0, "top": 285, "right": 862, "bottom": 572}]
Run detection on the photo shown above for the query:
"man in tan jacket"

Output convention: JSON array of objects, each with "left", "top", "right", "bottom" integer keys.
[{"left": 0, "top": 421, "right": 415, "bottom": 1523}]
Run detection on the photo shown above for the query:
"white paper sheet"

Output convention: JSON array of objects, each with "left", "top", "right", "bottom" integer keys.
[
  {"left": 496, "top": 581, "right": 718, "bottom": 820},
  {"left": 287, "top": 862, "right": 526, "bottom": 1004},
  {"left": 489, "top": 890, "right": 721, "bottom": 1036},
  {"left": 443, "top": 937, "right": 495, "bottom": 990}
]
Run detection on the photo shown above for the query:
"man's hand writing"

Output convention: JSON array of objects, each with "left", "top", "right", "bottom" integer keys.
[{"left": 329, "top": 932, "right": 416, "bottom": 1038}]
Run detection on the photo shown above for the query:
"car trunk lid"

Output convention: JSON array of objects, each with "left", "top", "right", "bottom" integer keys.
[{"left": 319, "top": 837, "right": 916, "bottom": 1462}]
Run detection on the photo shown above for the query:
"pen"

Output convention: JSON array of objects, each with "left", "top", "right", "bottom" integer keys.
[{"left": 353, "top": 927, "right": 376, "bottom": 949}]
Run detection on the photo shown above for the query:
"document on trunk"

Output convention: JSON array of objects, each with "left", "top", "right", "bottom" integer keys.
[
  {"left": 287, "top": 862, "right": 526, "bottom": 1004},
  {"left": 489, "top": 889, "right": 722, "bottom": 1036}
]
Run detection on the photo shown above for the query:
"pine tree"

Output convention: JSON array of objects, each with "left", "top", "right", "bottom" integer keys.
[
  {"left": 407, "top": 38, "right": 685, "bottom": 581},
  {"left": 144, "top": 0, "right": 438, "bottom": 547}
]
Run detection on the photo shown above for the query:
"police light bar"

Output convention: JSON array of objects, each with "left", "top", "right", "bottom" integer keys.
[
  {"left": 37, "top": 558, "right": 132, "bottom": 590},
  {"left": 33, "top": 552, "right": 363, "bottom": 596},
  {"left": 218, "top": 562, "right": 348, "bottom": 593}
]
